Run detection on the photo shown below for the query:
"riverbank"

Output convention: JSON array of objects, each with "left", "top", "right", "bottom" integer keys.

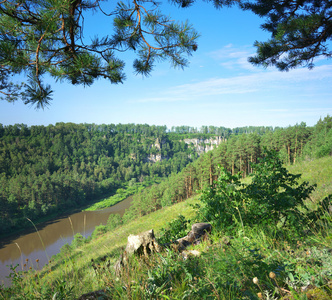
[
  {"left": 0, "top": 179, "right": 163, "bottom": 286},
  {"left": 0, "top": 208, "right": 80, "bottom": 241},
  {"left": 83, "top": 179, "right": 162, "bottom": 211},
  {"left": 0, "top": 195, "right": 135, "bottom": 287},
  {"left": 0, "top": 178, "right": 161, "bottom": 241}
]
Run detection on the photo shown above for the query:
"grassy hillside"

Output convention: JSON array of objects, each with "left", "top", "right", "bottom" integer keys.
[
  {"left": 288, "top": 156, "right": 332, "bottom": 206},
  {"left": 1, "top": 157, "right": 331, "bottom": 299}
]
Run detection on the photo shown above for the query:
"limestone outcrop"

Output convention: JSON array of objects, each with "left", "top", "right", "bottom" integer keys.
[{"left": 183, "top": 137, "right": 224, "bottom": 156}]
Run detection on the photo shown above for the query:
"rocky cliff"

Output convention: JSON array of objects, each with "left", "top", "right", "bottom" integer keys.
[
  {"left": 144, "top": 137, "right": 224, "bottom": 163},
  {"left": 183, "top": 137, "right": 224, "bottom": 156}
]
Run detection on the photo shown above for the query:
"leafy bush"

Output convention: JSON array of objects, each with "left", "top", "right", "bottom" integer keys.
[
  {"left": 195, "top": 166, "right": 244, "bottom": 231},
  {"left": 306, "top": 194, "right": 332, "bottom": 230},
  {"left": 71, "top": 233, "right": 86, "bottom": 248},
  {"left": 91, "top": 224, "right": 107, "bottom": 239},
  {"left": 157, "top": 215, "right": 191, "bottom": 244},
  {"left": 197, "top": 150, "right": 316, "bottom": 233},
  {"left": 106, "top": 213, "right": 123, "bottom": 231},
  {"left": 242, "top": 150, "right": 316, "bottom": 230}
]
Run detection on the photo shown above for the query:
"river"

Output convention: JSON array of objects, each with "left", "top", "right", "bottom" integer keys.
[{"left": 0, "top": 196, "right": 133, "bottom": 287}]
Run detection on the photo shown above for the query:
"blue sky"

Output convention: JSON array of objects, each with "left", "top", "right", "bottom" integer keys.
[{"left": 0, "top": 1, "right": 331, "bottom": 129}]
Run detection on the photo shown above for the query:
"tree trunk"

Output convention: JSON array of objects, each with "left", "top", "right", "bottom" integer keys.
[
  {"left": 287, "top": 144, "right": 291, "bottom": 164},
  {"left": 209, "top": 165, "right": 213, "bottom": 186},
  {"left": 293, "top": 135, "right": 298, "bottom": 164}
]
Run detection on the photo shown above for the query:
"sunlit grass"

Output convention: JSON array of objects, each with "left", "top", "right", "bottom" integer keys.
[
  {"left": 288, "top": 156, "right": 332, "bottom": 205},
  {"left": 84, "top": 180, "right": 163, "bottom": 211},
  {"left": 3, "top": 196, "right": 199, "bottom": 298},
  {"left": 2, "top": 157, "right": 331, "bottom": 299}
]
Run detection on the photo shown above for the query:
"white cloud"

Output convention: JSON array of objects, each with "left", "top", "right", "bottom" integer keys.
[
  {"left": 133, "top": 64, "right": 332, "bottom": 104},
  {"left": 209, "top": 44, "right": 258, "bottom": 71}
]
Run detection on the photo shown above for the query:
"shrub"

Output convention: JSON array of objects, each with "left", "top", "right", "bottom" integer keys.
[
  {"left": 106, "top": 214, "right": 123, "bottom": 231},
  {"left": 91, "top": 224, "right": 107, "bottom": 239},
  {"left": 194, "top": 166, "right": 244, "bottom": 231},
  {"left": 71, "top": 233, "right": 86, "bottom": 248},
  {"left": 242, "top": 150, "right": 316, "bottom": 230},
  {"left": 157, "top": 215, "right": 191, "bottom": 244},
  {"left": 197, "top": 150, "right": 316, "bottom": 233}
]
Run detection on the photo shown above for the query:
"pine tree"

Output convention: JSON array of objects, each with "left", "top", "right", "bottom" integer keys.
[
  {"left": 243, "top": 0, "right": 332, "bottom": 70},
  {"left": 0, "top": 0, "right": 199, "bottom": 107},
  {"left": 2, "top": 1, "right": 331, "bottom": 107}
]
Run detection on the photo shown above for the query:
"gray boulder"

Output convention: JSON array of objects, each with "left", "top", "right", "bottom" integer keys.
[
  {"left": 175, "top": 223, "right": 212, "bottom": 251},
  {"left": 114, "top": 223, "right": 212, "bottom": 275},
  {"left": 114, "top": 229, "right": 160, "bottom": 275}
]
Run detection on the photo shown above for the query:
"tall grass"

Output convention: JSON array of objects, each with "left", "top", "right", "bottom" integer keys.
[
  {"left": 0, "top": 197, "right": 199, "bottom": 299},
  {"left": 1, "top": 157, "right": 331, "bottom": 299}
]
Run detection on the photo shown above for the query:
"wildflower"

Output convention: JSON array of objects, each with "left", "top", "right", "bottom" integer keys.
[
  {"left": 36, "top": 259, "right": 39, "bottom": 263},
  {"left": 257, "top": 292, "right": 263, "bottom": 299},
  {"left": 253, "top": 277, "right": 259, "bottom": 285},
  {"left": 269, "top": 272, "right": 276, "bottom": 279}
]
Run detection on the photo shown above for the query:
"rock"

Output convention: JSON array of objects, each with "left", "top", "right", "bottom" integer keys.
[
  {"left": 183, "top": 137, "right": 223, "bottom": 156},
  {"left": 175, "top": 223, "right": 211, "bottom": 251},
  {"left": 114, "top": 223, "right": 211, "bottom": 275},
  {"left": 114, "top": 229, "right": 160, "bottom": 275},
  {"left": 125, "top": 229, "right": 160, "bottom": 256},
  {"left": 181, "top": 249, "right": 201, "bottom": 260}
]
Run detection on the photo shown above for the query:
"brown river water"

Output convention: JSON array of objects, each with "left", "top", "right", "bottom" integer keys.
[{"left": 0, "top": 196, "right": 133, "bottom": 287}]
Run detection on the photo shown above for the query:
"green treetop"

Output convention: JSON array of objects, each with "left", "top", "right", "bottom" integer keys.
[
  {"left": 1, "top": 0, "right": 331, "bottom": 108},
  {"left": 0, "top": 0, "right": 199, "bottom": 108},
  {"left": 243, "top": 0, "right": 332, "bottom": 71}
]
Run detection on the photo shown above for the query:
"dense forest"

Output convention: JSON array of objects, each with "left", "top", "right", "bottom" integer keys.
[
  {"left": 123, "top": 116, "right": 332, "bottom": 223},
  {"left": 0, "top": 123, "right": 194, "bottom": 235},
  {"left": 0, "top": 117, "right": 331, "bottom": 236}
]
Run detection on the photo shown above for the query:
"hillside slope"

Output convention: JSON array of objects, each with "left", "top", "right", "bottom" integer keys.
[{"left": 2, "top": 156, "right": 331, "bottom": 299}]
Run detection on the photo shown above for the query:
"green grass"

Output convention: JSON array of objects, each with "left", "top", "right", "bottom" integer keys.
[
  {"left": 288, "top": 156, "right": 332, "bottom": 205},
  {"left": 83, "top": 188, "right": 134, "bottom": 211},
  {"left": 84, "top": 180, "right": 162, "bottom": 211},
  {"left": 1, "top": 157, "right": 331, "bottom": 300},
  {"left": 1, "top": 197, "right": 200, "bottom": 299}
]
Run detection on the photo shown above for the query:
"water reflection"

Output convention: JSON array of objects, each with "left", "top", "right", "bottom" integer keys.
[{"left": 0, "top": 196, "right": 132, "bottom": 286}]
